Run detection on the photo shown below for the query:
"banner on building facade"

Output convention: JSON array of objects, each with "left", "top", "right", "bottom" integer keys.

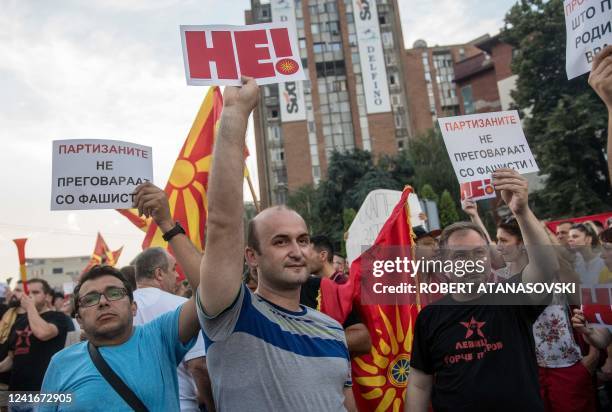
[
  {"left": 271, "top": 0, "right": 307, "bottom": 122},
  {"left": 353, "top": 0, "right": 391, "bottom": 114}
]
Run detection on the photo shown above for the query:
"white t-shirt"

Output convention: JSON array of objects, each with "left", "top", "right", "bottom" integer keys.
[
  {"left": 574, "top": 252, "right": 606, "bottom": 285},
  {"left": 134, "top": 287, "right": 205, "bottom": 412}
]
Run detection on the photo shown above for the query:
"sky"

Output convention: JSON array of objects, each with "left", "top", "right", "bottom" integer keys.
[{"left": 0, "top": 0, "right": 517, "bottom": 282}]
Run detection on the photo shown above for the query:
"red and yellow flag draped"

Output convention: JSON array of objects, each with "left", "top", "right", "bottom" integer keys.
[
  {"left": 319, "top": 187, "right": 420, "bottom": 412},
  {"left": 142, "top": 86, "right": 223, "bottom": 253},
  {"left": 116, "top": 209, "right": 151, "bottom": 232},
  {"left": 13, "top": 238, "right": 28, "bottom": 294},
  {"left": 82, "top": 233, "right": 123, "bottom": 274}
]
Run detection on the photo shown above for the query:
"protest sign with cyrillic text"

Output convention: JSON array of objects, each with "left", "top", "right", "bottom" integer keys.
[
  {"left": 438, "top": 110, "right": 539, "bottom": 184},
  {"left": 180, "top": 23, "right": 306, "bottom": 86},
  {"left": 51, "top": 139, "right": 153, "bottom": 210},
  {"left": 564, "top": 0, "right": 612, "bottom": 79}
]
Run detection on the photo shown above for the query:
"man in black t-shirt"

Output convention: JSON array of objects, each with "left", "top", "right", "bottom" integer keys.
[
  {"left": 303, "top": 235, "right": 371, "bottom": 356},
  {"left": 0, "top": 278, "right": 73, "bottom": 391},
  {"left": 406, "top": 169, "right": 559, "bottom": 412}
]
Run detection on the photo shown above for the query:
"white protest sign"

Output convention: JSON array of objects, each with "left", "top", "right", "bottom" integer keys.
[
  {"left": 63, "top": 281, "right": 75, "bottom": 295},
  {"left": 438, "top": 110, "right": 539, "bottom": 184},
  {"left": 564, "top": 0, "right": 612, "bottom": 79},
  {"left": 180, "top": 23, "right": 306, "bottom": 86},
  {"left": 347, "top": 190, "right": 401, "bottom": 266},
  {"left": 51, "top": 139, "right": 153, "bottom": 210},
  {"left": 271, "top": 0, "right": 307, "bottom": 123},
  {"left": 408, "top": 193, "right": 425, "bottom": 228}
]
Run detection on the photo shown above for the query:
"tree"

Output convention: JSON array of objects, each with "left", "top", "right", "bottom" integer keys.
[
  {"left": 406, "top": 128, "right": 460, "bottom": 207},
  {"left": 287, "top": 184, "right": 324, "bottom": 235},
  {"left": 439, "top": 190, "right": 459, "bottom": 228},
  {"left": 419, "top": 184, "right": 439, "bottom": 203},
  {"left": 502, "top": 0, "right": 611, "bottom": 218}
]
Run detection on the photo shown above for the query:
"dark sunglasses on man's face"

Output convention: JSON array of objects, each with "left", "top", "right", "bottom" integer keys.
[{"left": 78, "top": 286, "right": 128, "bottom": 308}]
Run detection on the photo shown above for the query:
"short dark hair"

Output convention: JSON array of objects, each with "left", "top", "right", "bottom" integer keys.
[
  {"left": 28, "top": 278, "right": 52, "bottom": 295},
  {"left": 557, "top": 221, "right": 573, "bottom": 228},
  {"left": 333, "top": 253, "right": 346, "bottom": 260},
  {"left": 119, "top": 266, "right": 137, "bottom": 291},
  {"left": 311, "top": 235, "right": 334, "bottom": 263},
  {"left": 439, "top": 221, "right": 489, "bottom": 250},
  {"left": 591, "top": 220, "right": 604, "bottom": 229},
  {"left": 497, "top": 218, "right": 522, "bottom": 241},
  {"left": 134, "top": 247, "right": 169, "bottom": 280},
  {"left": 52, "top": 290, "right": 64, "bottom": 304},
  {"left": 571, "top": 223, "right": 601, "bottom": 247},
  {"left": 73, "top": 265, "right": 133, "bottom": 312}
]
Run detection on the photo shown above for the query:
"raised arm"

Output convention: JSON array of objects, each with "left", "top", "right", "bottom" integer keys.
[
  {"left": 492, "top": 168, "right": 559, "bottom": 284},
  {"left": 462, "top": 197, "right": 505, "bottom": 270},
  {"left": 589, "top": 45, "right": 612, "bottom": 182},
  {"left": 572, "top": 308, "right": 612, "bottom": 349},
  {"left": 22, "top": 295, "right": 58, "bottom": 341},
  {"left": 133, "top": 182, "right": 202, "bottom": 288},
  {"left": 199, "top": 78, "right": 259, "bottom": 316}
]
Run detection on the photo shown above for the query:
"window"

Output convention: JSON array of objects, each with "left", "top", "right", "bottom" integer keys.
[
  {"left": 382, "top": 32, "right": 394, "bottom": 48},
  {"left": 461, "top": 85, "right": 475, "bottom": 114},
  {"left": 313, "top": 42, "right": 325, "bottom": 53},
  {"left": 389, "top": 73, "right": 396, "bottom": 85},
  {"left": 379, "top": 15, "right": 387, "bottom": 25},
  {"left": 311, "top": 23, "right": 319, "bottom": 34},
  {"left": 327, "top": 21, "right": 340, "bottom": 35},
  {"left": 53, "top": 267, "right": 63, "bottom": 274}
]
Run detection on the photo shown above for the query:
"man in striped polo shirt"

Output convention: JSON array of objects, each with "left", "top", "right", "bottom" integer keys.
[{"left": 197, "top": 77, "right": 356, "bottom": 412}]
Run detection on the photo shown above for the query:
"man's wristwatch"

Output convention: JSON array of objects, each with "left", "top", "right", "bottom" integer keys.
[{"left": 162, "top": 222, "right": 186, "bottom": 242}]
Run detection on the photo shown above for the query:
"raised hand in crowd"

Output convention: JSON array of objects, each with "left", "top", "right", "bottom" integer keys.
[
  {"left": 492, "top": 168, "right": 559, "bottom": 287},
  {"left": 571, "top": 308, "right": 612, "bottom": 349},
  {"left": 589, "top": 44, "right": 612, "bottom": 182}
]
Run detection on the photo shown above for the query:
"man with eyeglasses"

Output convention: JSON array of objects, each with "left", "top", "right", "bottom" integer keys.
[
  {"left": 39, "top": 263, "right": 201, "bottom": 411},
  {"left": 406, "top": 169, "right": 560, "bottom": 412}
]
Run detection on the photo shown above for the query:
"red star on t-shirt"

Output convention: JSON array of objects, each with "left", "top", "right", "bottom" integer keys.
[{"left": 460, "top": 317, "right": 486, "bottom": 339}]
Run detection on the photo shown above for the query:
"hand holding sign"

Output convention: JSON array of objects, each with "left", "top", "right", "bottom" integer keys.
[
  {"left": 133, "top": 182, "right": 173, "bottom": 232},
  {"left": 492, "top": 168, "right": 529, "bottom": 216},
  {"left": 589, "top": 45, "right": 612, "bottom": 109}
]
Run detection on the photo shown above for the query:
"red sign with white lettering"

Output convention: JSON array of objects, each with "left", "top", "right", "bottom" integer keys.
[
  {"left": 460, "top": 179, "right": 496, "bottom": 202},
  {"left": 180, "top": 23, "right": 306, "bottom": 86}
]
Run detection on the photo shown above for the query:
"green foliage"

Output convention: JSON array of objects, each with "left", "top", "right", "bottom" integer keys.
[
  {"left": 406, "top": 128, "right": 460, "bottom": 206},
  {"left": 419, "top": 184, "right": 439, "bottom": 203},
  {"left": 501, "top": 0, "right": 611, "bottom": 217},
  {"left": 439, "top": 190, "right": 459, "bottom": 228},
  {"left": 286, "top": 184, "right": 324, "bottom": 235}
]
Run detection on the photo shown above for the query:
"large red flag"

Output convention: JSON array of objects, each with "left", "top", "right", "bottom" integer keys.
[
  {"left": 320, "top": 187, "right": 420, "bottom": 412},
  {"left": 142, "top": 86, "right": 223, "bottom": 255},
  {"left": 82, "top": 233, "right": 123, "bottom": 274}
]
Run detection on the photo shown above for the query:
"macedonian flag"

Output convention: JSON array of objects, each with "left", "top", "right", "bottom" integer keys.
[
  {"left": 82, "top": 232, "right": 123, "bottom": 274},
  {"left": 320, "top": 187, "right": 420, "bottom": 412},
  {"left": 142, "top": 86, "right": 223, "bottom": 252}
]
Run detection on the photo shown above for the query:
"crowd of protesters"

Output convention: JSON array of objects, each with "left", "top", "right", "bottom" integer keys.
[{"left": 0, "top": 46, "right": 611, "bottom": 412}]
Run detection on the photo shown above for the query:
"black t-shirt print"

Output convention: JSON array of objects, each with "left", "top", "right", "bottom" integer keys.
[
  {"left": 410, "top": 293, "right": 546, "bottom": 412},
  {"left": 8, "top": 310, "right": 73, "bottom": 391}
]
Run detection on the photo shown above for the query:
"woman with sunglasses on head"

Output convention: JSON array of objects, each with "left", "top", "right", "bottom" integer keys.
[{"left": 568, "top": 223, "right": 605, "bottom": 286}]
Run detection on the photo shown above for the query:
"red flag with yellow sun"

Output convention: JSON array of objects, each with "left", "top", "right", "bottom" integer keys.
[
  {"left": 320, "top": 187, "right": 420, "bottom": 412},
  {"left": 142, "top": 86, "right": 223, "bottom": 252},
  {"left": 82, "top": 233, "right": 123, "bottom": 274}
]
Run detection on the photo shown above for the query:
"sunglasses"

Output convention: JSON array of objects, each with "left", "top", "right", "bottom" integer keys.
[{"left": 78, "top": 286, "right": 128, "bottom": 308}]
